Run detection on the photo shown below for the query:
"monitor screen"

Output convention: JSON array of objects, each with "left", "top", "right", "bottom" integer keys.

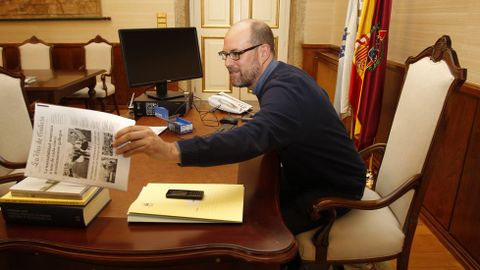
[{"left": 119, "top": 27, "right": 203, "bottom": 100}]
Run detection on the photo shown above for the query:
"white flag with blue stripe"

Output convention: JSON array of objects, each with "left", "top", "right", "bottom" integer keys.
[{"left": 333, "top": 0, "right": 360, "bottom": 118}]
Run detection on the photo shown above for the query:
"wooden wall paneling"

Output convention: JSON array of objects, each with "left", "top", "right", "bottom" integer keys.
[
  {"left": 302, "top": 45, "right": 317, "bottom": 78},
  {"left": 421, "top": 85, "right": 480, "bottom": 270},
  {"left": 51, "top": 44, "right": 85, "bottom": 71},
  {"left": 449, "top": 94, "right": 480, "bottom": 269},
  {"left": 301, "top": 44, "right": 339, "bottom": 104},
  {"left": 2, "top": 45, "right": 20, "bottom": 70},
  {"left": 301, "top": 44, "right": 339, "bottom": 79},
  {"left": 374, "top": 61, "right": 404, "bottom": 144},
  {"left": 313, "top": 51, "right": 338, "bottom": 103},
  {"left": 112, "top": 44, "right": 130, "bottom": 107},
  {"left": 422, "top": 90, "right": 477, "bottom": 229}
]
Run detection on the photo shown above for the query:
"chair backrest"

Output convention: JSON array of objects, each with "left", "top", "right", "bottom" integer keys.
[
  {"left": 375, "top": 36, "right": 466, "bottom": 228},
  {"left": 84, "top": 35, "right": 113, "bottom": 83},
  {"left": 0, "top": 67, "right": 33, "bottom": 177},
  {"left": 18, "top": 36, "right": 52, "bottom": 70}
]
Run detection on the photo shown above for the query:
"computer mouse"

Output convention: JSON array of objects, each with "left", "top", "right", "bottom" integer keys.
[{"left": 219, "top": 116, "right": 239, "bottom": 125}]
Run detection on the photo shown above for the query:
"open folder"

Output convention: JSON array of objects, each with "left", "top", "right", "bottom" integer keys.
[{"left": 127, "top": 183, "right": 244, "bottom": 223}]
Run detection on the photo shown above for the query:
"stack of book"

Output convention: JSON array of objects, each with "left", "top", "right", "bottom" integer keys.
[{"left": 0, "top": 177, "right": 110, "bottom": 227}]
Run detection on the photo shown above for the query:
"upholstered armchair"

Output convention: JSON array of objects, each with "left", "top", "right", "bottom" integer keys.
[
  {"left": 295, "top": 35, "right": 467, "bottom": 270},
  {"left": 0, "top": 67, "right": 32, "bottom": 195},
  {"left": 64, "top": 35, "right": 119, "bottom": 115},
  {"left": 18, "top": 36, "right": 52, "bottom": 70}
]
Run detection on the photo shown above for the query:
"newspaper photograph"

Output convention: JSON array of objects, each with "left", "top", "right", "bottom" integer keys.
[{"left": 25, "top": 103, "right": 136, "bottom": 191}]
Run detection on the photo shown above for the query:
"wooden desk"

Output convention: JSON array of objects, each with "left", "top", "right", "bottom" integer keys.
[
  {"left": 0, "top": 107, "right": 297, "bottom": 270},
  {"left": 23, "top": 69, "right": 104, "bottom": 107}
]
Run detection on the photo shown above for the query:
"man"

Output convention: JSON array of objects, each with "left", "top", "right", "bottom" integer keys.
[{"left": 114, "top": 19, "right": 366, "bottom": 234}]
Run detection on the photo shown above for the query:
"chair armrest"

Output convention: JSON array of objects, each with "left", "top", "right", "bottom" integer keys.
[
  {"left": 359, "top": 143, "right": 387, "bottom": 190},
  {"left": 0, "top": 173, "right": 25, "bottom": 185},
  {"left": 0, "top": 154, "right": 27, "bottom": 170},
  {"left": 100, "top": 73, "right": 112, "bottom": 91},
  {"left": 306, "top": 174, "right": 421, "bottom": 262},
  {"left": 308, "top": 173, "right": 421, "bottom": 261},
  {"left": 100, "top": 72, "right": 111, "bottom": 79},
  {"left": 359, "top": 142, "right": 386, "bottom": 157},
  {"left": 310, "top": 173, "right": 422, "bottom": 220}
]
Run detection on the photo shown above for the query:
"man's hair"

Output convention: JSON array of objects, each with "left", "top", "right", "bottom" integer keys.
[{"left": 249, "top": 20, "right": 275, "bottom": 56}]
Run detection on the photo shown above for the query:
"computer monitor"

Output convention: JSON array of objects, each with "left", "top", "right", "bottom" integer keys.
[{"left": 119, "top": 27, "right": 203, "bottom": 100}]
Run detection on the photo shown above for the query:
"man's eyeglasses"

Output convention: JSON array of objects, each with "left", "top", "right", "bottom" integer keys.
[{"left": 218, "top": 44, "right": 262, "bottom": 61}]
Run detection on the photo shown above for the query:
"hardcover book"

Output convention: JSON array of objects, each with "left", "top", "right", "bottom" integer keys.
[
  {"left": 0, "top": 185, "right": 100, "bottom": 206},
  {"left": 9, "top": 177, "right": 93, "bottom": 199},
  {"left": 0, "top": 188, "right": 111, "bottom": 227}
]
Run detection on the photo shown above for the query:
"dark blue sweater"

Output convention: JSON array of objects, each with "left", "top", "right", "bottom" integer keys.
[{"left": 177, "top": 62, "right": 366, "bottom": 231}]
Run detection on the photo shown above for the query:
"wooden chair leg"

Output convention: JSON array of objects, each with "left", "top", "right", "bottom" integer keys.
[
  {"left": 100, "top": 99, "right": 106, "bottom": 112},
  {"left": 111, "top": 94, "right": 120, "bottom": 115},
  {"left": 299, "top": 261, "right": 331, "bottom": 270},
  {"left": 396, "top": 253, "right": 409, "bottom": 270}
]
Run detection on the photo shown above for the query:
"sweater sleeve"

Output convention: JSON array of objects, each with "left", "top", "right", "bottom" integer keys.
[{"left": 177, "top": 83, "right": 302, "bottom": 167}]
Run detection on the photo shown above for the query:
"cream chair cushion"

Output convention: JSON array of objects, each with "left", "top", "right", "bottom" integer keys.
[
  {"left": 296, "top": 188, "right": 405, "bottom": 261},
  {"left": 69, "top": 82, "right": 115, "bottom": 98},
  {"left": 19, "top": 43, "right": 51, "bottom": 69}
]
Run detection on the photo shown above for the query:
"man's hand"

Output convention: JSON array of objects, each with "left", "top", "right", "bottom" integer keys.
[{"left": 114, "top": 126, "right": 180, "bottom": 162}]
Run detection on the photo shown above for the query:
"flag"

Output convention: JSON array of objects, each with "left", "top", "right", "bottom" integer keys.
[
  {"left": 349, "top": 0, "right": 392, "bottom": 150},
  {"left": 333, "top": 0, "right": 360, "bottom": 118}
]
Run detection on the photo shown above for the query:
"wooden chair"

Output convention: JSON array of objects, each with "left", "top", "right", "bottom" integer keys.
[
  {"left": 0, "top": 46, "right": 4, "bottom": 67},
  {"left": 0, "top": 67, "right": 32, "bottom": 195},
  {"left": 295, "top": 35, "right": 467, "bottom": 270},
  {"left": 64, "top": 35, "right": 119, "bottom": 115},
  {"left": 18, "top": 36, "right": 52, "bottom": 70}
]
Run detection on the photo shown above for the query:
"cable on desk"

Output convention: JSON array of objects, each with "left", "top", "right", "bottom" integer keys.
[{"left": 192, "top": 95, "right": 220, "bottom": 127}]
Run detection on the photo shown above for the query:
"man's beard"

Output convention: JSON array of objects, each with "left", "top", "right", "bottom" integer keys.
[{"left": 229, "top": 59, "right": 261, "bottom": 88}]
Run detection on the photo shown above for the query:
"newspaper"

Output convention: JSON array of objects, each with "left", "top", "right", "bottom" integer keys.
[{"left": 25, "top": 103, "right": 136, "bottom": 191}]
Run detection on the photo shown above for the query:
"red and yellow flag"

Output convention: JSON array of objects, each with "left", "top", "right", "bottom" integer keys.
[{"left": 348, "top": 0, "right": 392, "bottom": 150}]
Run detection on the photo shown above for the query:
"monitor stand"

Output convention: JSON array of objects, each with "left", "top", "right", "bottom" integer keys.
[{"left": 145, "top": 81, "right": 185, "bottom": 101}]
